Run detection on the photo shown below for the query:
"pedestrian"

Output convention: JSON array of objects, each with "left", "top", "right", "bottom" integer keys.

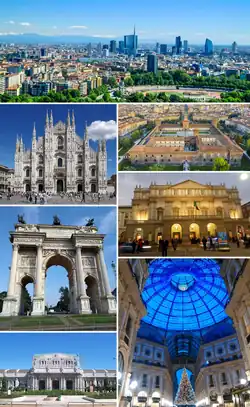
[
  {"left": 132, "top": 239, "right": 137, "bottom": 254},
  {"left": 172, "top": 238, "right": 178, "bottom": 251},
  {"left": 202, "top": 236, "right": 207, "bottom": 251},
  {"left": 159, "top": 238, "right": 163, "bottom": 253},
  {"left": 162, "top": 239, "right": 169, "bottom": 257},
  {"left": 81, "top": 192, "right": 85, "bottom": 203},
  {"left": 236, "top": 237, "right": 240, "bottom": 248}
]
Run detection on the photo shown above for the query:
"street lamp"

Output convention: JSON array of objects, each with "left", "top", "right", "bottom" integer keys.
[
  {"left": 241, "top": 379, "right": 247, "bottom": 385},
  {"left": 130, "top": 381, "right": 138, "bottom": 390}
]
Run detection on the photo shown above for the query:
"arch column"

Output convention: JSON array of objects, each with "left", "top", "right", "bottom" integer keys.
[
  {"left": 1, "top": 243, "right": 19, "bottom": 316},
  {"left": 75, "top": 245, "right": 91, "bottom": 314},
  {"left": 96, "top": 246, "right": 116, "bottom": 314},
  {"left": 32, "top": 244, "right": 45, "bottom": 316}
]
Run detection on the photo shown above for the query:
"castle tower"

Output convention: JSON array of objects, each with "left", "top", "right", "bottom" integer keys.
[
  {"left": 83, "top": 121, "right": 90, "bottom": 193},
  {"left": 31, "top": 123, "right": 37, "bottom": 192}
]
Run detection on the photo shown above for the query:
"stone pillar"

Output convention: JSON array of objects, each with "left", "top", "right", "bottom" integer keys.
[
  {"left": 97, "top": 247, "right": 116, "bottom": 314},
  {"left": 75, "top": 246, "right": 91, "bottom": 314},
  {"left": 32, "top": 244, "right": 45, "bottom": 316},
  {"left": 1, "top": 244, "right": 19, "bottom": 316},
  {"left": 71, "top": 268, "right": 78, "bottom": 313}
]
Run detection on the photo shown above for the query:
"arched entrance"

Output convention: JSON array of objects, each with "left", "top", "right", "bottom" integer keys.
[
  {"left": 0, "top": 224, "right": 116, "bottom": 317},
  {"left": 171, "top": 224, "right": 182, "bottom": 241},
  {"left": 189, "top": 223, "right": 200, "bottom": 241},
  {"left": 85, "top": 275, "right": 100, "bottom": 313},
  {"left": 39, "top": 380, "right": 46, "bottom": 390},
  {"left": 91, "top": 184, "right": 96, "bottom": 193},
  {"left": 25, "top": 184, "right": 31, "bottom": 192},
  {"left": 52, "top": 380, "right": 59, "bottom": 390},
  {"left": 207, "top": 223, "right": 217, "bottom": 236},
  {"left": 155, "top": 227, "right": 163, "bottom": 243},
  {"left": 134, "top": 227, "right": 143, "bottom": 241},
  {"left": 77, "top": 184, "right": 83, "bottom": 192},
  {"left": 66, "top": 380, "right": 73, "bottom": 390},
  {"left": 45, "top": 254, "right": 76, "bottom": 314},
  {"left": 18, "top": 275, "right": 34, "bottom": 315},
  {"left": 38, "top": 184, "right": 44, "bottom": 192},
  {"left": 57, "top": 180, "right": 64, "bottom": 193}
]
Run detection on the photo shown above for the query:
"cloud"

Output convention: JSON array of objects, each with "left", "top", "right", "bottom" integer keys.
[
  {"left": 88, "top": 120, "right": 117, "bottom": 141},
  {"left": 195, "top": 32, "right": 205, "bottom": 36},
  {"left": 98, "top": 209, "right": 116, "bottom": 235},
  {"left": 69, "top": 25, "right": 88, "bottom": 29},
  {"left": 21, "top": 207, "right": 40, "bottom": 225},
  {"left": 53, "top": 26, "right": 57, "bottom": 29},
  {"left": 5, "top": 21, "right": 15, "bottom": 25},
  {"left": 0, "top": 32, "right": 19, "bottom": 35},
  {"left": 20, "top": 22, "right": 31, "bottom": 26},
  {"left": 92, "top": 34, "right": 115, "bottom": 38}
]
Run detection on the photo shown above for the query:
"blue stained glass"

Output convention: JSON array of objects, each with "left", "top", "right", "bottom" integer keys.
[{"left": 142, "top": 259, "right": 229, "bottom": 331}]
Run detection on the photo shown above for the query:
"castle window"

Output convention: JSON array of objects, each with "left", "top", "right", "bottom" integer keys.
[
  {"left": 58, "top": 158, "right": 63, "bottom": 167},
  {"left": 78, "top": 169, "right": 82, "bottom": 177},
  {"left": 91, "top": 168, "right": 96, "bottom": 177}
]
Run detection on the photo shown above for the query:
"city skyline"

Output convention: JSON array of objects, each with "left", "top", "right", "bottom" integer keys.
[
  {"left": 0, "top": 0, "right": 249, "bottom": 44},
  {"left": 0, "top": 333, "right": 116, "bottom": 369}
]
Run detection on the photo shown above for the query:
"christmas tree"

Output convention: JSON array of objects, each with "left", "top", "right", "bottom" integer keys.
[{"left": 175, "top": 368, "right": 196, "bottom": 406}]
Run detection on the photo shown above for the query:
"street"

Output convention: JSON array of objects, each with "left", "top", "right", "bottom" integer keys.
[{"left": 0, "top": 195, "right": 116, "bottom": 206}]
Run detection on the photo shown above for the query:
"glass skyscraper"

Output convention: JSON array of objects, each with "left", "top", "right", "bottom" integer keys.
[
  {"left": 124, "top": 26, "right": 138, "bottom": 56},
  {"left": 205, "top": 38, "right": 214, "bottom": 55}
]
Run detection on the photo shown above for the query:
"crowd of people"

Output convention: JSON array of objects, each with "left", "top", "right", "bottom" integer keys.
[{"left": 0, "top": 190, "right": 116, "bottom": 204}]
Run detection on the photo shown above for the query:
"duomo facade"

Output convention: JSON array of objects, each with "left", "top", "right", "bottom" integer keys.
[{"left": 13, "top": 110, "right": 107, "bottom": 194}]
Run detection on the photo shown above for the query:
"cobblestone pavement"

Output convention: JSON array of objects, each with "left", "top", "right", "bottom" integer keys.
[{"left": 0, "top": 195, "right": 116, "bottom": 205}]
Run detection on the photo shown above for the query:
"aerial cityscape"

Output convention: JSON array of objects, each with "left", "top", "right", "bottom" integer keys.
[
  {"left": 1, "top": 1, "right": 250, "bottom": 103},
  {"left": 118, "top": 104, "right": 250, "bottom": 171}
]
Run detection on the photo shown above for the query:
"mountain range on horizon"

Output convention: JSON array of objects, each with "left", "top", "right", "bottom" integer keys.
[{"left": 0, "top": 32, "right": 248, "bottom": 47}]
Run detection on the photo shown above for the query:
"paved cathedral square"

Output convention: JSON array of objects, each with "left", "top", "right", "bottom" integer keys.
[
  {"left": 14, "top": 110, "right": 107, "bottom": 194},
  {"left": 1, "top": 221, "right": 116, "bottom": 316},
  {"left": 0, "top": 353, "right": 116, "bottom": 391}
]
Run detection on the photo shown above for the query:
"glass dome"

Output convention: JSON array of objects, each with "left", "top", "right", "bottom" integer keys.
[{"left": 142, "top": 259, "right": 229, "bottom": 331}]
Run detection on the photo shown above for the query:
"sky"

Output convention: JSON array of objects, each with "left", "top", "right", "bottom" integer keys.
[
  {"left": 0, "top": 333, "right": 116, "bottom": 369},
  {"left": 0, "top": 104, "right": 117, "bottom": 177},
  {"left": 0, "top": 206, "right": 116, "bottom": 305},
  {"left": 119, "top": 173, "right": 250, "bottom": 206},
  {"left": 0, "top": 0, "right": 249, "bottom": 44}
]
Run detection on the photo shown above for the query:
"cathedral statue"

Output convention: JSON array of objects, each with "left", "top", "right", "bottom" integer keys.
[
  {"left": 17, "top": 214, "right": 26, "bottom": 224},
  {"left": 85, "top": 218, "right": 95, "bottom": 227}
]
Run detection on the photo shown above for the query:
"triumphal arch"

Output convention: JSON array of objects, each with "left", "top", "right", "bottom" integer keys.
[{"left": 1, "top": 220, "right": 116, "bottom": 316}]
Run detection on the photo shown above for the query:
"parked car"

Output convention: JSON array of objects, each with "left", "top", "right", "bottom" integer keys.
[{"left": 119, "top": 242, "right": 152, "bottom": 254}]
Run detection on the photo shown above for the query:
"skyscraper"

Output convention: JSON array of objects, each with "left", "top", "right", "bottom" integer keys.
[
  {"left": 205, "top": 38, "right": 213, "bottom": 55},
  {"left": 110, "top": 40, "right": 117, "bottom": 53},
  {"left": 184, "top": 40, "right": 188, "bottom": 53},
  {"left": 232, "top": 41, "right": 238, "bottom": 54},
  {"left": 119, "top": 40, "right": 125, "bottom": 53},
  {"left": 175, "top": 36, "right": 182, "bottom": 54},
  {"left": 147, "top": 54, "right": 158, "bottom": 74},
  {"left": 160, "top": 44, "right": 168, "bottom": 55},
  {"left": 124, "top": 25, "right": 138, "bottom": 56},
  {"left": 156, "top": 42, "right": 160, "bottom": 53}
]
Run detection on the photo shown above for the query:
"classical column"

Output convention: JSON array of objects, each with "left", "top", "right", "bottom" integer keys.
[
  {"left": 75, "top": 245, "right": 91, "bottom": 314},
  {"left": 7, "top": 243, "right": 19, "bottom": 296},
  {"left": 97, "top": 247, "right": 111, "bottom": 296},
  {"left": 35, "top": 244, "right": 43, "bottom": 297},
  {"left": 32, "top": 244, "right": 45, "bottom": 316}
]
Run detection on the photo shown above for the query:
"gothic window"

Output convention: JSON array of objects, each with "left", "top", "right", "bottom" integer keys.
[
  {"left": 25, "top": 169, "right": 30, "bottom": 177},
  {"left": 209, "top": 375, "right": 214, "bottom": 387},
  {"left": 78, "top": 169, "right": 82, "bottom": 177},
  {"left": 221, "top": 372, "right": 227, "bottom": 385},
  {"left": 78, "top": 155, "right": 83, "bottom": 164},
  {"left": 58, "top": 136, "right": 64, "bottom": 150},
  {"left": 38, "top": 155, "right": 43, "bottom": 164},
  {"left": 39, "top": 169, "right": 43, "bottom": 177},
  {"left": 91, "top": 168, "right": 96, "bottom": 177},
  {"left": 155, "top": 376, "right": 160, "bottom": 388},
  {"left": 58, "top": 158, "right": 63, "bottom": 167}
]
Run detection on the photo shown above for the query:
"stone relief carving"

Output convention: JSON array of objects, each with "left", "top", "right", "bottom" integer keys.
[
  {"left": 14, "top": 238, "right": 43, "bottom": 244},
  {"left": 18, "top": 256, "right": 36, "bottom": 267},
  {"left": 82, "top": 257, "right": 96, "bottom": 268},
  {"left": 16, "top": 225, "right": 39, "bottom": 232},
  {"left": 75, "top": 226, "right": 97, "bottom": 234}
]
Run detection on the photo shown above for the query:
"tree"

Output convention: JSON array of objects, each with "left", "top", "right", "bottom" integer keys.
[
  {"left": 0, "top": 291, "right": 7, "bottom": 313},
  {"left": 1, "top": 377, "right": 8, "bottom": 392},
  {"left": 107, "top": 77, "right": 117, "bottom": 88},
  {"left": 23, "top": 288, "right": 32, "bottom": 313},
  {"left": 212, "top": 157, "right": 230, "bottom": 171},
  {"left": 56, "top": 287, "right": 70, "bottom": 312},
  {"left": 175, "top": 368, "right": 196, "bottom": 406}
]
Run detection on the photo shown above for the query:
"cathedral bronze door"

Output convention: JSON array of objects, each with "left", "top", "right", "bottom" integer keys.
[
  {"left": 57, "top": 180, "right": 64, "bottom": 193},
  {"left": 52, "top": 380, "right": 59, "bottom": 390}
]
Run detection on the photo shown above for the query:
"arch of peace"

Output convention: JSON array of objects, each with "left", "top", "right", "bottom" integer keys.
[
  {"left": 0, "top": 353, "right": 116, "bottom": 391},
  {"left": 1, "top": 221, "right": 116, "bottom": 316}
]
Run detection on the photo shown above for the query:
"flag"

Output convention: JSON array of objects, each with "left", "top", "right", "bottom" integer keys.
[{"left": 194, "top": 201, "right": 200, "bottom": 210}]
